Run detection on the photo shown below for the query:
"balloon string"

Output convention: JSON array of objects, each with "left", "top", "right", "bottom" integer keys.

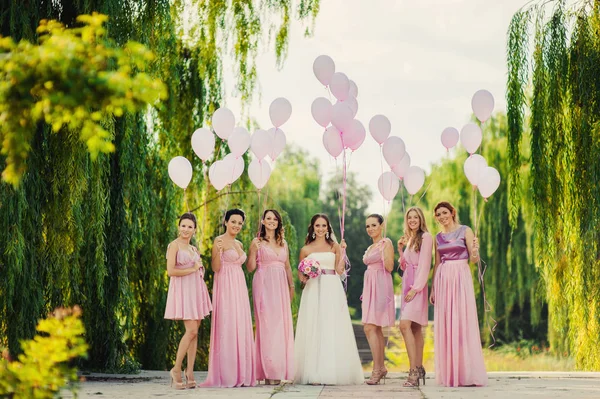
[
  {"left": 341, "top": 149, "right": 351, "bottom": 291},
  {"left": 414, "top": 181, "right": 432, "bottom": 207},
  {"left": 201, "top": 164, "right": 208, "bottom": 251}
]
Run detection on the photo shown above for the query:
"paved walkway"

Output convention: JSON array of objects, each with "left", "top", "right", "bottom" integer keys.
[{"left": 72, "top": 371, "right": 600, "bottom": 398}]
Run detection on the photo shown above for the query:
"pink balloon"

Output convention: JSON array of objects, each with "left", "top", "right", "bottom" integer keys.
[
  {"left": 478, "top": 166, "right": 501, "bottom": 198},
  {"left": 208, "top": 160, "right": 228, "bottom": 191},
  {"left": 343, "top": 119, "right": 366, "bottom": 150},
  {"left": 404, "top": 166, "right": 425, "bottom": 195},
  {"left": 369, "top": 114, "right": 391, "bottom": 144},
  {"left": 168, "top": 156, "right": 193, "bottom": 189},
  {"left": 267, "top": 127, "right": 286, "bottom": 160},
  {"left": 382, "top": 136, "right": 406, "bottom": 167},
  {"left": 212, "top": 107, "right": 235, "bottom": 140},
  {"left": 330, "top": 72, "right": 350, "bottom": 101},
  {"left": 463, "top": 154, "right": 487, "bottom": 187},
  {"left": 269, "top": 97, "right": 292, "bottom": 128},
  {"left": 323, "top": 126, "right": 343, "bottom": 158},
  {"left": 222, "top": 153, "right": 244, "bottom": 184},
  {"left": 441, "top": 127, "right": 459, "bottom": 150},
  {"left": 250, "top": 129, "right": 272, "bottom": 160},
  {"left": 378, "top": 171, "right": 400, "bottom": 201},
  {"left": 313, "top": 55, "right": 335, "bottom": 86},
  {"left": 472, "top": 89, "right": 495, "bottom": 123},
  {"left": 460, "top": 123, "right": 482, "bottom": 154},
  {"left": 331, "top": 102, "right": 353, "bottom": 132},
  {"left": 341, "top": 97, "right": 358, "bottom": 118},
  {"left": 391, "top": 152, "right": 411, "bottom": 179},
  {"left": 248, "top": 158, "right": 272, "bottom": 190},
  {"left": 191, "top": 128, "right": 215, "bottom": 162},
  {"left": 348, "top": 80, "right": 358, "bottom": 98},
  {"left": 228, "top": 127, "right": 250, "bottom": 157},
  {"left": 311, "top": 97, "right": 333, "bottom": 128}
]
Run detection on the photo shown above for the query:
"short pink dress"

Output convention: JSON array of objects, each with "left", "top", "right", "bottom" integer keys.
[
  {"left": 164, "top": 248, "right": 212, "bottom": 320},
  {"left": 399, "top": 232, "right": 432, "bottom": 326},
  {"left": 361, "top": 238, "right": 395, "bottom": 327}
]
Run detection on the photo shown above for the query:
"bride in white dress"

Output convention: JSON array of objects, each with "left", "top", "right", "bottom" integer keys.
[{"left": 294, "top": 213, "right": 364, "bottom": 385}]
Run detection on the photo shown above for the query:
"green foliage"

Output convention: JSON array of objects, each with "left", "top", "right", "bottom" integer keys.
[
  {"left": 0, "top": 14, "right": 167, "bottom": 185},
  {"left": 507, "top": 0, "right": 600, "bottom": 369},
  {"left": 0, "top": 307, "right": 88, "bottom": 399}
]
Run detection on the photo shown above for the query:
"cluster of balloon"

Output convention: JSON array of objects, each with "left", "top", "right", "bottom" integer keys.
[
  {"left": 166, "top": 96, "right": 292, "bottom": 197},
  {"left": 440, "top": 89, "right": 500, "bottom": 201}
]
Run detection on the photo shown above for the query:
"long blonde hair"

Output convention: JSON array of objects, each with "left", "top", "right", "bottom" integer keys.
[{"left": 403, "top": 206, "right": 428, "bottom": 252}]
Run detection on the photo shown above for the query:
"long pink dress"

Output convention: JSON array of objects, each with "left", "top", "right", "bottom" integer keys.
[
  {"left": 200, "top": 249, "right": 256, "bottom": 387},
  {"left": 434, "top": 225, "right": 487, "bottom": 387},
  {"left": 399, "top": 232, "right": 432, "bottom": 326},
  {"left": 252, "top": 242, "right": 294, "bottom": 381},
  {"left": 361, "top": 238, "right": 395, "bottom": 327},
  {"left": 164, "top": 249, "right": 212, "bottom": 320}
]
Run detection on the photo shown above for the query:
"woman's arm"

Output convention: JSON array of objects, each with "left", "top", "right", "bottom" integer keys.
[
  {"left": 411, "top": 233, "right": 433, "bottom": 292},
  {"left": 284, "top": 241, "right": 294, "bottom": 300},
  {"left": 383, "top": 239, "right": 395, "bottom": 273},
  {"left": 211, "top": 237, "right": 223, "bottom": 273},
  {"left": 298, "top": 246, "right": 308, "bottom": 284},
  {"left": 246, "top": 238, "right": 260, "bottom": 273},
  {"left": 397, "top": 236, "right": 408, "bottom": 271},
  {"left": 429, "top": 240, "right": 440, "bottom": 305},
  {"left": 166, "top": 243, "right": 200, "bottom": 277},
  {"left": 334, "top": 241, "right": 346, "bottom": 275},
  {"left": 464, "top": 226, "right": 480, "bottom": 264}
]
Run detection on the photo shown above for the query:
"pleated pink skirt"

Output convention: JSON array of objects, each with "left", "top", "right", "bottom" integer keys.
[{"left": 361, "top": 266, "right": 395, "bottom": 327}]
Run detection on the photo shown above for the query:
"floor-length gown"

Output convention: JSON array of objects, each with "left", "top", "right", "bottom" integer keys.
[
  {"left": 399, "top": 233, "right": 432, "bottom": 326},
  {"left": 294, "top": 252, "right": 364, "bottom": 385},
  {"left": 361, "top": 238, "right": 395, "bottom": 327},
  {"left": 200, "top": 249, "right": 256, "bottom": 387},
  {"left": 434, "top": 225, "right": 488, "bottom": 387},
  {"left": 253, "top": 242, "right": 294, "bottom": 381},
  {"left": 164, "top": 248, "right": 212, "bottom": 321}
]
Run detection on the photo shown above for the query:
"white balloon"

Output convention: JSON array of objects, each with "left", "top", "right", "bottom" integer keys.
[
  {"left": 212, "top": 107, "right": 235, "bottom": 140},
  {"left": 322, "top": 126, "right": 343, "bottom": 158},
  {"left": 269, "top": 97, "right": 292, "bottom": 128},
  {"left": 391, "top": 152, "right": 411, "bottom": 179},
  {"left": 168, "top": 156, "right": 193, "bottom": 189},
  {"left": 463, "top": 154, "right": 488, "bottom": 187},
  {"left": 378, "top": 171, "right": 400, "bottom": 201},
  {"left": 311, "top": 97, "right": 333, "bottom": 128},
  {"left": 404, "top": 166, "right": 426, "bottom": 195},
  {"left": 222, "top": 153, "right": 244, "bottom": 184},
  {"left": 208, "top": 160, "right": 228, "bottom": 191},
  {"left": 472, "top": 89, "right": 495, "bottom": 123},
  {"left": 228, "top": 127, "right": 250, "bottom": 157},
  {"left": 369, "top": 114, "right": 391, "bottom": 144},
  {"left": 313, "top": 55, "right": 335, "bottom": 86},
  {"left": 191, "top": 128, "right": 215, "bottom": 162},
  {"left": 440, "top": 127, "right": 459, "bottom": 150},
  {"left": 478, "top": 167, "right": 501, "bottom": 198},
  {"left": 342, "top": 96, "right": 358, "bottom": 118},
  {"left": 343, "top": 119, "right": 366, "bottom": 151},
  {"left": 331, "top": 101, "right": 353, "bottom": 132},
  {"left": 330, "top": 72, "right": 350, "bottom": 101},
  {"left": 382, "top": 136, "right": 406, "bottom": 167},
  {"left": 268, "top": 127, "right": 286, "bottom": 160},
  {"left": 348, "top": 80, "right": 358, "bottom": 98},
  {"left": 250, "top": 129, "right": 272, "bottom": 160},
  {"left": 248, "top": 158, "right": 272, "bottom": 190},
  {"left": 460, "top": 123, "right": 482, "bottom": 154}
]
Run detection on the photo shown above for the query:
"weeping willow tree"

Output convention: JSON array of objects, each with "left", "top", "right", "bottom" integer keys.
[
  {"left": 507, "top": 0, "right": 600, "bottom": 369},
  {"left": 0, "top": 0, "right": 320, "bottom": 372}
]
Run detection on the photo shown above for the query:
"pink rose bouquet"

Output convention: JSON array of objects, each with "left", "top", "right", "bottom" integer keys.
[{"left": 298, "top": 258, "right": 321, "bottom": 279}]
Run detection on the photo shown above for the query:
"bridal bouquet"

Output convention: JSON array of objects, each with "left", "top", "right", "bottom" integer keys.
[{"left": 298, "top": 258, "right": 321, "bottom": 279}]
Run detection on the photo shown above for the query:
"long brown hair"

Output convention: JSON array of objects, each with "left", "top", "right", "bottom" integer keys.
[
  {"left": 403, "top": 207, "right": 428, "bottom": 252},
  {"left": 305, "top": 213, "right": 336, "bottom": 246},
  {"left": 259, "top": 209, "right": 284, "bottom": 245}
]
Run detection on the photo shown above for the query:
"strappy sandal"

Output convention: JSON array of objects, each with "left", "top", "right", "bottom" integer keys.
[{"left": 403, "top": 368, "right": 420, "bottom": 387}]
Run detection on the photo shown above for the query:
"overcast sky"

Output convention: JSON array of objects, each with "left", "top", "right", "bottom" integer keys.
[{"left": 222, "top": 0, "right": 530, "bottom": 214}]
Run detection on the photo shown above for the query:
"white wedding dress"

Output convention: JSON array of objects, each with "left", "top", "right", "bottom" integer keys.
[{"left": 294, "top": 252, "right": 364, "bottom": 385}]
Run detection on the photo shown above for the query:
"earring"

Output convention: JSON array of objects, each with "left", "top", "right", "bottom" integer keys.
[
  {"left": 312, "top": 232, "right": 316, "bottom": 239},
  {"left": 325, "top": 232, "right": 329, "bottom": 239}
]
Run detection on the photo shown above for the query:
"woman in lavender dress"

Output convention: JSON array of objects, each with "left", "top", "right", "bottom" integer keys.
[{"left": 430, "top": 201, "right": 487, "bottom": 387}]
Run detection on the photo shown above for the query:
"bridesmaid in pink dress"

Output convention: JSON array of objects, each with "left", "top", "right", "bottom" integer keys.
[
  {"left": 247, "top": 209, "right": 294, "bottom": 385},
  {"left": 397, "top": 206, "right": 432, "bottom": 387},
  {"left": 430, "top": 201, "right": 487, "bottom": 387},
  {"left": 361, "top": 214, "right": 395, "bottom": 385},
  {"left": 200, "top": 208, "right": 256, "bottom": 388},
  {"left": 164, "top": 212, "right": 212, "bottom": 390}
]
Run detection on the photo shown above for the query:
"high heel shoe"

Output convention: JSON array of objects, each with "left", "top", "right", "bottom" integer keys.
[
  {"left": 417, "top": 365, "right": 426, "bottom": 385},
  {"left": 403, "top": 368, "right": 420, "bottom": 388},
  {"left": 365, "top": 369, "right": 384, "bottom": 385},
  {"left": 185, "top": 372, "right": 197, "bottom": 389},
  {"left": 379, "top": 367, "right": 388, "bottom": 384},
  {"left": 169, "top": 369, "right": 185, "bottom": 390}
]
